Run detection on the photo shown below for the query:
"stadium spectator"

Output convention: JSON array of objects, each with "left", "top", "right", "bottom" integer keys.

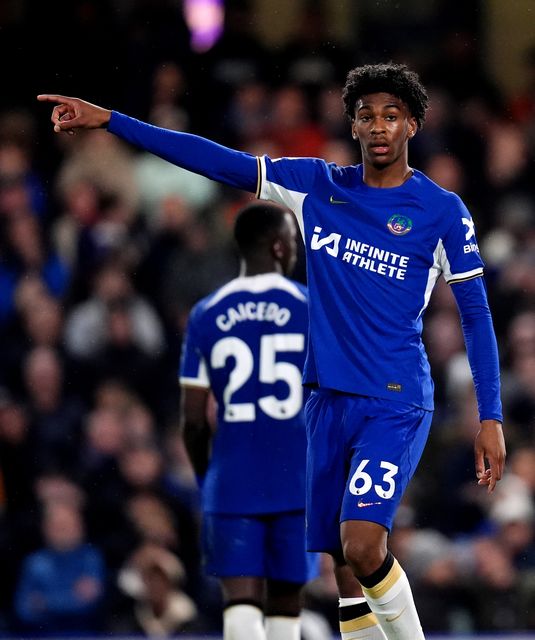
[
  {"left": 63, "top": 260, "right": 168, "bottom": 410},
  {"left": 111, "top": 542, "right": 204, "bottom": 635},
  {"left": 139, "top": 211, "right": 236, "bottom": 346},
  {"left": 135, "top": 194, "right": 198, "bottom": 326},
  {"left": 508, "top": 44, "right": 535, "bottom": 126},
  {"left": 64, "top": 260, "right": 164, "bottom": 360},
  {"left": 267, "top": 84, "right": 328, "bottom": 158},
  {"left": 0, "top": 112, "right": 48, "bottom": 218},
  {"left": 0, "top": 211, "right": 70, "bottom": 328},
  {"left": 275, "top": 3, "right": 355, "bottom": 91},
  {"left": 501, "top": 311, "right": 535, "bottom": 433},
  {"left": 133, "top": 62, "right": 221, "bottom": 223},
  {"left": 194, "top": 0, "right": 270, "bottom": 131},
  {"left": 14, "top": 500, "right": 106, "bottom": 636},
  {"left": 52, "top": 177, "right": 128, "bottom": 303},
  {"left": 0, "top": 392, "right": 35, "bottom": 517},
  {"left": 78, "top": 405, "right": 138, "bottom": 573},
  {"left": 117, "top": 440, "right": 202, "bottom": 578},
  {"left": 22, "top": 346, "right": 86, "bottom": 476},
  {"left": 0, "top": 392, "right": 41, "bottom": 626},
  {"left": 223, "top": 80, "right": 272, "bottom": 148}
]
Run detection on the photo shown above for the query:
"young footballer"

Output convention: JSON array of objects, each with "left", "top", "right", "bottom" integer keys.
[{"left": 39, "top": 61, "right": 505, "bottom": 639}]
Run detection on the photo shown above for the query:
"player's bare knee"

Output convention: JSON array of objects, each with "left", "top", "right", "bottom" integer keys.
[
  {"left": 342, "top": 538, "right": 383, "bottom": 577},
  {"left": 342, "top": 537, "right": 367, "bottom": 569}
]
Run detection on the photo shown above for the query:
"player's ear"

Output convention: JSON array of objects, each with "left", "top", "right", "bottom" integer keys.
[
  {"left": 351, "top": 120, "right": 358, "bottom": 140},
  {"left": 407, "top": 117, "right": 417, "bottom": 139},
  {"left": 272, "top": 240, "right": 283, "bottom": 259}
]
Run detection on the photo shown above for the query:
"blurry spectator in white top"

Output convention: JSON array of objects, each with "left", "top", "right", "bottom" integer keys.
[
  {"left": 134, "top": 63, "right": 220, "bottom": 224},
  {"left": 64, "top": 260, "right": 164, "bottom": 360}
]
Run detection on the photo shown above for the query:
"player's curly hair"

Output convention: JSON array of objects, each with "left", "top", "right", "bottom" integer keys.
[{"left": 342, "top": 62, "right": 429, "bottom": 129}]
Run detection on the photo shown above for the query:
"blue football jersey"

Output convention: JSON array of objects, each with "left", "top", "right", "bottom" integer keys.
[
  {"left": 180, "top": 273, "right": 309, "bottom": 515},
  {"left": 108, "top": 113, "right": 499, "bottom": 419},
  {"left": 258, "top": 159, "right": 485, "bottom": 411}
]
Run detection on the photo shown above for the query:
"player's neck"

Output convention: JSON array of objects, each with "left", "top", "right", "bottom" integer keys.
[
  {"left": 363, "top": 160, "right": 413, "bottom": 188},
  {"left": 240, "top": 259, "right": 282, "bottom": 277}
]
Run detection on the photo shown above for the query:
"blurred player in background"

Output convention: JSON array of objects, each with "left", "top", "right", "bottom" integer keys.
[
  {"left": 39, "top": 61, "right": 506, "bottom": 640},
  {"left": 179, "top": 201, "right": 316, "bottom": 640}
]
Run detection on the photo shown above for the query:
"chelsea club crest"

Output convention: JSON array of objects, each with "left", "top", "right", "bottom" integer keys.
[{"left": 387, "top": 214, "right": 413, "bottom": 236}]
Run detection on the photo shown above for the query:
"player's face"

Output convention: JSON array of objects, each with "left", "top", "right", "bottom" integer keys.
[
  {"left": 351, "top": 92, "right": 416, "bottom": 169},
  {"left": 279, "top": 213, "right": 298, "bottom": 276}
]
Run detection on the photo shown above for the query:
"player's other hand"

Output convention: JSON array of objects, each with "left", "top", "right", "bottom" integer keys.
[
  {"left": 474, "top": 419, "right": 506, "bottom": 494},
  {"left": 36, "top": 94, "right": 112, "bottom": 135}
]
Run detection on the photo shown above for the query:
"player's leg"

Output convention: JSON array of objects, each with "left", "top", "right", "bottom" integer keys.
[
  {"left": 333, "top": 553, "right": 387, "bottom": 640},
  {"left": 304, "top": 390, "right": 385, "bottom": 639},
  {"left": 341, "top": 520, "right": 424, "bottom": 639},
  {"left": 264, "top": 510, "right": 317, "bottom": 640},
  {"left": 265, "top": 579, "right": 301, "bottom": 640},
  {"left": 202, "top": 513, "right": 267, "bottom": 640},
  {"left": 339, "top": 398, "right": 433, "bottom": 640},
  {"left": 221, "top": 577, "right": 266, "bottom": 640}
]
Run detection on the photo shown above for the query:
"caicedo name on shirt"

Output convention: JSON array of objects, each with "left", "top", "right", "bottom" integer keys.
[{"left": 216, "top": 301, "right": 291, "bottom": 332}]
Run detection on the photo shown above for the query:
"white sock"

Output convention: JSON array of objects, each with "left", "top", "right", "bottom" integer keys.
[
  {"left": 224, "top": 604, "right": 266, "bottom": 640},
  {"left": 265, "top": 615, "right": 300, "bottom": 640},
  {"left": 362, "top": 557, "right": 425, "bottom": 639},
  {"left": 339, "top": 596, "right": 387, "bottom": 639}
]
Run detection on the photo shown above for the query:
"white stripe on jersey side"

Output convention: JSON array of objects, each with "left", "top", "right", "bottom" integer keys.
[
  {"left": 417, "top": 238, "right": 443, "bottom": 321},
  {"left": 180, "top": 358, "right": 210, "bottom": 388},
  {"left": 257, "top": 155, "right": 307, "bottom": 238},
  {"left": 204, "top": 273, "right": 306, "bottom": 311}
]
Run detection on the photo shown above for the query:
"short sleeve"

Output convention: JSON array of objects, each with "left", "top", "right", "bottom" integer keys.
[{"left": 179, "top": 309, "right": 210, "bottom": 388}]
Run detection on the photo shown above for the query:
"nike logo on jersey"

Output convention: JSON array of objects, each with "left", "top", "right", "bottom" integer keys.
[
  {"left": 357, "top": 500, "right": 383, "bottom": 507},
  {"left": 329, "top": 195, "right": 349, "bottom": 205}
]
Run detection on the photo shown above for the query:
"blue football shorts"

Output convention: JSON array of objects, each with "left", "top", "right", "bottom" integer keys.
[
  {"left": 202, "top": 510, "right": 319, "bottom": 583},
  {"left": 305, "top": 388, "right": 433, "bottom": 554}
]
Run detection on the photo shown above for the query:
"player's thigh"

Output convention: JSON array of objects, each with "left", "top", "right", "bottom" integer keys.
[
  {"left": 341, "top": 399, "right": 433, "bottom": 531},
  {"left": 305, "top": 389, "right": 352, "bottom": 554},
  {"left": 265, "top": 510, "right": 319, "bottom": 583},
  {"left": 202, "top": 513, "right": 266, "bottom": 577}
]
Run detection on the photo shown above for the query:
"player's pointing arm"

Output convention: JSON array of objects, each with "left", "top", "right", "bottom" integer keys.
[
  {"left": 36, "top": 95, "right": 111, "bottom": 133},
  {"left": 36, "top": 93, "right": 258, "bottom": 191}
]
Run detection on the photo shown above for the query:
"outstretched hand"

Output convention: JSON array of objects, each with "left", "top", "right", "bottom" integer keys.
[
  {"left": 474, "top": 419, "right": 506, "bottom": 493},
  {"left": 36, "top": 94, "right": 112, "bottom": 135}
]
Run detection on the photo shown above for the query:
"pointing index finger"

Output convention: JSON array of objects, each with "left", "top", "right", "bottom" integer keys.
[{"left": 36, "top": 94, "right": 73, "bottom": 104}]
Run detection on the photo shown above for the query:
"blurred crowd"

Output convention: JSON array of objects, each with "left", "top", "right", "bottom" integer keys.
[{"left": 0, "top": 0, "right": 534, "bottom": 636}]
